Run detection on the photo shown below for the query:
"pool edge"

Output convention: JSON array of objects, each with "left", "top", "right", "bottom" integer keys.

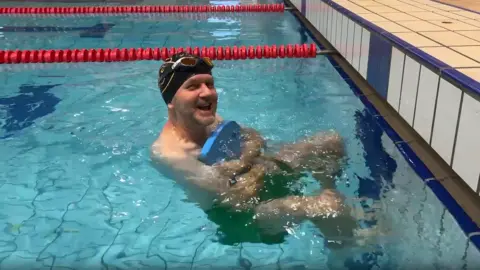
[{"left": 283, "top": 0, "right": 480, "bottom": 251}]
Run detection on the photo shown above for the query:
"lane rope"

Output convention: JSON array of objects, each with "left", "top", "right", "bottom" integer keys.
[
  {"left": 0, "top": 12, "right": 259, "bottom": 19},
  {"left": 0, "top": 44, "right": 318, "bottom": 64},
  {"left": 0, "top": 4, "right": 284, "bottom": 14}
]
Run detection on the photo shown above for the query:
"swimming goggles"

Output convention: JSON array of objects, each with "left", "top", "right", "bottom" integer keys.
[{"left": 169, "top": 56, "right": 214, "bottom": 72}]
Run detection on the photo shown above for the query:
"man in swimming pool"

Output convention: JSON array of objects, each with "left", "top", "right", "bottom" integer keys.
[{"left": 150, "top": 52, "right": 363, "bottom": 246}]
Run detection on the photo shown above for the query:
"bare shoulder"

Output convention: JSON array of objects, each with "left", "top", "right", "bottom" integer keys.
[{"left": 150, "top": 125, "right": 187, "bottom": 165}]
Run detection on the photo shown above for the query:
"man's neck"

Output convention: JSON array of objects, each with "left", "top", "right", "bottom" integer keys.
[{"left": 168, "top": 120, "right": 209, "bottom": 147}]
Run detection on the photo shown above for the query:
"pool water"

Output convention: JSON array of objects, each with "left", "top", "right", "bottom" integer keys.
[{"left": 1, "top": 2, "right": 480, "bottom": 269}]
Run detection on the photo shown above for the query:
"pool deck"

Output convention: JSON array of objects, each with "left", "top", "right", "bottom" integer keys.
[
  {"left": 331, "top": 0, "right": 480, "bottom": 84},
  {"left": 437, "top": 0, "right": 480, "bottom": 13}
]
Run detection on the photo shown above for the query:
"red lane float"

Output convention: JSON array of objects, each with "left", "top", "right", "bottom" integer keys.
[
  {"left": 0, "top": 12, "right": 258, "bottom": 20},
  {"left": 0, "top": 4, "right": 284, "bottom": 14},
  {"left": 0, "top": 44, "right": 317, "bottom": 64}
]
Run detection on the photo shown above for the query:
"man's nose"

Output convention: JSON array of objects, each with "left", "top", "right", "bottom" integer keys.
[{"left": 199, "top": 84, "right": 214, "bottom": 96}]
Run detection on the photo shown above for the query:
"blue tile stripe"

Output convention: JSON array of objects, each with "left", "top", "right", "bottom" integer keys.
[
  {"left": 471, "top": 235, "right": 480, "bottom": 250},
  {"left": 318, "top": 0, "right": 480, "bottom": 99},
  {"left": 366, "top": 32, "right": 392, "bottom": 99},
  {"left": 285, "top": 0, "right": 480, "bottom": 251},
  {"left": 301, "top": 0, "right": 306, "bottom": 15}
]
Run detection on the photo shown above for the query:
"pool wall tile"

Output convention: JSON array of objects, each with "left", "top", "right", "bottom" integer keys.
[
  {"left": 326, "top": 6, "right": 332, "bottom": 42},
  {"left": 329, "top": 8, "right": 336, "bottom": 45},
  {"left": 322, "top": 3, "right": 329, "bottom": 36},
  {"left": 315, "top": 0, "right": 321, "bottom": 31},
  {"left": 412, "top": 66, "right": 440, "bottom": 144},
  {"left": 334, "top": 13, "right": 341, "bottom": 53},
  {"left": 451, "top": 92, "right": 480, "bottom": 191},
  {"left": 305, "top": 0, "right": 310, "bottom": 22},
  {"left": 386, "top": 47, "right": 405, "bottom": 111},
  {"left": 431, "top": 78, "right": 462, "bottom": 166},
  {"left": 399, "top": 55, "right": 421, "bottom": 126},
  {"left": 335, "top": 13, "right": 343, "bottom": 50},
  {"left": 305, "top": 0, "right": 312, "bottom": 29},
  {"left": 366, "top": 32, "right": 392, "bottom": 99},
  {"left": 471, "top": 235, "right": 480, "bottom": 249},
  {"left": 292, "top": 0, "right": 480, "bottom": 252},
  {"left": 352, "top": 23, "right": 362, "bottom": 71},
  {"left": 290, "top": 0, "right": 302, "bottom": 11},
  {"left": 358, "top": 28, "right": 370, "bottom": 79},
  {"left": 346, "top": 18, "right": 355, "bottom": 65},
  {"left": 340, "top": 16, "right": 349, "bottom": 58},
  {"left": 318, "top": 1, "right": 330, "bottom": 36}
]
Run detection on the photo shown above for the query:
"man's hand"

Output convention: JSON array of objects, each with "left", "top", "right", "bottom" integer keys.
[
  {"left": 218, "top": 164, "right": 266, "bottom": 209},
  {"left": 239, "top": 127, "right": 265, "bottom": 164},
  {"left": 214, "top": 159, "right": 251, "bottom": 180}
]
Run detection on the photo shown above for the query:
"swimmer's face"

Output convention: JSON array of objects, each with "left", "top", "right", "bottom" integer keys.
[{"left": 168, "top": 74, "right": 218, "bottom": 127}]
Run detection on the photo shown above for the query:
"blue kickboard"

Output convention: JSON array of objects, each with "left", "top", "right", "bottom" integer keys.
[{"left": 199, "top": 120, "right": 242, "bottom": 165}]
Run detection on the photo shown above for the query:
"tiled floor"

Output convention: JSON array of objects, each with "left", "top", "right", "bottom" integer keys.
[
  {"left": 437, "top": 0, "right": 480, "bottom": 13},
  {"left": 333, "top": 0, "right": 480, "bottom": 82}
]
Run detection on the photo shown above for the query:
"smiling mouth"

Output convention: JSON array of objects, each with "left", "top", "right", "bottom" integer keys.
[{"left": 197, "top": 103, "right": 212, "bottom": 111}]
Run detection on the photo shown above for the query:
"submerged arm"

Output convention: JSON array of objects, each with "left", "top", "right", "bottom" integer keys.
[
  {"left": 151, "top": 149, "right": 230, "bottom": 194},
  {"left": 151, "top": 146, "right": 265, "bottom": 209}
]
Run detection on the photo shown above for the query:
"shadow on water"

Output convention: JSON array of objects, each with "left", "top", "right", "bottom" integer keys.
[
  {"left": 0, "top": 84, "right": 61, "bottom": 139},
  {"left": 1, "top": 24, "right": 116, "bottom": 38},
  {"left": 340, "top": 109, "right": 397, "bottom": 269},
  {"left": 296, "top": 23, "right": 398, "bottom": 269}
]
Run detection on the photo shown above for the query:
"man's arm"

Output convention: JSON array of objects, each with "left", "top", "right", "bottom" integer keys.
[
  {"left": 150, "top": 146, "right": 265, "bottom": 208},
  {"left": 150, "top": 148, "right": 230, "bottom": 193},
  {"left": 238, "top": 126, "right": 266, "bottom": 165}
]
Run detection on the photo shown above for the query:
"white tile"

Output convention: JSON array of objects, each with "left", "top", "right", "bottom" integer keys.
[
  {"left": 336, "top": 13, "right": 343, "bottom": 50},
  {"left": 399, "top": 56, "right": 421, "bottom": 125},
  {"left": 333, "top": 11, "right": 340, "bottom": 48},
  {"left": 312, "top": 2, "right": 317, "bottom": 30},
  {"left": 291, "top": 0, "right": 299, "bottom": 10},
  {"left": 338, "top": 14, "right": 344, "bottom": 56},
  {"left": 359, "top": 28, "right": 370, "bottom": 79},
  {"left": 328, "top": 7, "right": 335, "bottom": 44},
  {"left": 322, "top": 3, "right": 328, "bottom": 37},
  {"left": 413, "top": 66, "right": 440, "bottom": 143},
  {"left": 324, "top": 4, "right": 332, "bottom": 40},
  {"left": 327, "top": 6, "right": 333, "bottom": 43},
  {"left": 306, "top": 0, "right": 310, "bottom": 20},
  {"left": 306, "top": 0, "right": 311, "bottom": 22},
  {"left": 352, "top": 23, "right": 362, "bottom": 71},
  {"left": 309, "top": 1, "right": 315, "bottom": 32},
  {"left": 341, "top": 17, "right": 349, "bottom": 57},
  {"left": 346, "top": 18, "right": 355, "bottom": 64},
  {"left": 452, "top": 92, "right": 480, "bottom": 191},
  {"left": 320, "top": 2, "right": 327, "bottom": 35},
  {"left": 292, "top": 0, "right": 301, "bottom": 10},
  {"left": 324, "top": 4, "right": 329, "bottom": 35},
  {"left": 387, "top": 47, "right": 405, "bottom": 111},
  {"left": 317, "top": 2, "right": 324, "bottom": 34},
  {"left": 431, "top": 78, "right": 462, "bottom": 165},
  {"left": 310, "top": 0, "right": 315, "bottom": 20}
]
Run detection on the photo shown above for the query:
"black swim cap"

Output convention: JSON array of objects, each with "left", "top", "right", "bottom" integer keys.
[{"left": 158, "top": 52, "right": 214, "bottom": 104}]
